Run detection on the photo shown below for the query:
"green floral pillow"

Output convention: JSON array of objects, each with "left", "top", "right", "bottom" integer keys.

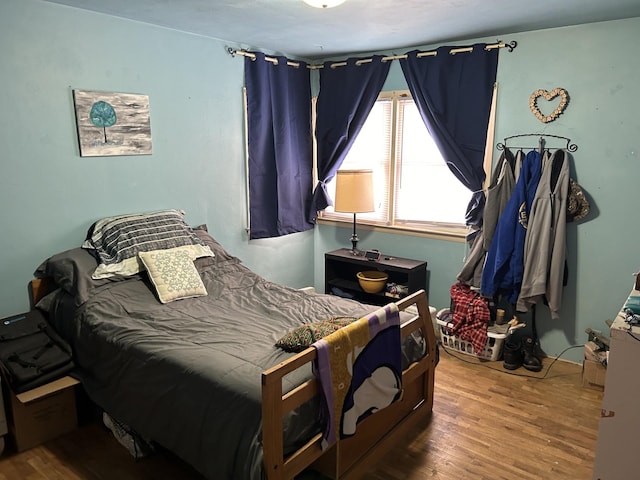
[{"left": 275, "top": 317, "right": 359, "bottom": 353}]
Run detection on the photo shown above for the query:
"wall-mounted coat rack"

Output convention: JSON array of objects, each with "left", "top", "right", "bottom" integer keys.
[
  {"left": 493, "top": 133, "right": 581, "bottom": 347},
  {"left": 496, "top": 133, "right": 578, "bottom": 152}
]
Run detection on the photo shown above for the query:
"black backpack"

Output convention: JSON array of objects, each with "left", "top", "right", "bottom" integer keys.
[{"left": 0, "top": 309, "right": 74, "bottom": 393}]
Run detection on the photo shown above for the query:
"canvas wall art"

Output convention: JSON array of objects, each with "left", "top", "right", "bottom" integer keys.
[{"left": 73, "top": 89, "right": 152, "bottom": 157}]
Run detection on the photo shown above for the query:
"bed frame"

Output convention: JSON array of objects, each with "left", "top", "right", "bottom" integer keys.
[
  {"left": 261, "top": 289, "right": 437, "bottom": 479},
  {"left": 30, "top": 279, "right": 436, "bottom": 480}
]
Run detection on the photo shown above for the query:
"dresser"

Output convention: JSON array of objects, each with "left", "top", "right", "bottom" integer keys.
[{"left": 592, "top": 285, "right": 640, "bottom": 480}]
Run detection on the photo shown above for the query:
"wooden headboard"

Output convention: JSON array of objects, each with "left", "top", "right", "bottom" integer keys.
[{"left": 29, "top": 277, "right": 55, "bottom": 308}]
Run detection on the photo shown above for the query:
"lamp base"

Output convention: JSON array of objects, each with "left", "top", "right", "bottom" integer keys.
[
  {"left": 346, "top": 213, "right": 365, "bottom": 255},
  {"left": 349, "top": 233, "right": 363, "bottom": 256}
]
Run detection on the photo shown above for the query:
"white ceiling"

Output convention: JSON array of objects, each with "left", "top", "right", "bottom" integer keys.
[{"left": 43, "top": 0, "right": 640, "bottom": 59}]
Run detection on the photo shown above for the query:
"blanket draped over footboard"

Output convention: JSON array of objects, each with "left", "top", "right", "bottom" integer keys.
[{"left": 313, "top": 304, "right": 402, "bottom": 449}]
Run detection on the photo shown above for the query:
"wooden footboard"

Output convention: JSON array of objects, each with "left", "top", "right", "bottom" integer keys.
[{"left": 261, "top": 289, "right": 437, "bottom": 480}]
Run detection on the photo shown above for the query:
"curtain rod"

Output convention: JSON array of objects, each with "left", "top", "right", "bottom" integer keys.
[{"left": 227, "top": 40, "right": 517, "bottom": 69}]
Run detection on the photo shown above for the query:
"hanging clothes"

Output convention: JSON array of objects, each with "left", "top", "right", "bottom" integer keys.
[
  {"left": 483, "top": 148, "right": 523, "bottom": 251},
  {"left": 456, "top": 229, "right": 485, "bottom": 289},
  {"left": 517, "top": 149, "right": 570, "bottom": 319},
  {"left": 480, "top": 149, "right": 546, "bottom": 304},
  {"left": 457, "top": 148, "right": 522, "bottom": 289}
]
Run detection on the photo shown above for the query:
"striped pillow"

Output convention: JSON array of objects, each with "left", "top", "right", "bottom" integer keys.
[{"left": 83, "top": 209, "right": 214, "bottom": 279}]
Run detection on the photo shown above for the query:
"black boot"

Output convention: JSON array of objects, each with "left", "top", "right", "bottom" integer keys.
[
  {"left": 502, "top": 337, "right": 523, "bottom": 370},
  {"left": 522, "top": 336, "right": 543, "bottom": 372}
]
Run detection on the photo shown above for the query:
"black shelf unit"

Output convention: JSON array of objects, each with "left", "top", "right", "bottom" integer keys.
[{"left": 324, "top": 248, "right": 427, "bottom": 306}]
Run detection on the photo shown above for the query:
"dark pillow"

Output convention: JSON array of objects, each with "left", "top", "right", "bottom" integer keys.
[
  {"left": 34, "top": 247, "right": 133, "bottom": 305},
  {"left": 83, "top": 209, "right": 212, "bottom": 279},
  {"left": 192, "top": 225, "right": 240, "bottom": 265},
  {"left": 275, "top": 317, "right": 359, "bottom": 353}
]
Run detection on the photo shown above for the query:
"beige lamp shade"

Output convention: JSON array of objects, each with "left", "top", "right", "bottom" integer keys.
[{"left": 334, "top": 169, "right": 374, "bottom": 213}]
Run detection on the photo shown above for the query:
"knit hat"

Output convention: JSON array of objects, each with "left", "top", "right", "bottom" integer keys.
[{"left": 566, "top": 178, "right": 589, "bottom": 222}]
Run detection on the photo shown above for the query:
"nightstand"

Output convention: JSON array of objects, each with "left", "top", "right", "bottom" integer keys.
[{"left": 325, "top": 248, "right": 427, "bottom": 306}]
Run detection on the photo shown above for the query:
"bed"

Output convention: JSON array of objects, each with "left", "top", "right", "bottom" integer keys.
[{"left": 31, "top": 210, "right": 437, "bottom": 479}]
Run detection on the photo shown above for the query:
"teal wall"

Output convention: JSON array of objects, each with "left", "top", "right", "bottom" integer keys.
[
  {"left": 0, "top": 0, "right": 315, "bottom": 318},
  {"left": 316, "top": 18, "right": 640, "bottom": 362},
  {"left": 2, "top": 0, "right": 639, "bottom": 362}
]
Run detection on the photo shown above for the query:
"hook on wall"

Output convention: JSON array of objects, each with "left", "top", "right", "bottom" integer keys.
[
  {"left": 496, "top": 133, "right": 578, "bottom": 152},
  {"left": 504, "top": 40, "right": 518, "bottom": 52}
]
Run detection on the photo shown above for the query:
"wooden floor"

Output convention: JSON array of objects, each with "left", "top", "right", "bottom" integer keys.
[{"left": 0, "top": 348, "right": 604, "bottom": 480}]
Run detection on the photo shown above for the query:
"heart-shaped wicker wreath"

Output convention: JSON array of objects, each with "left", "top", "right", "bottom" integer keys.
[{"left": 529, "top": 88, "right": 569, "bottom": 123}]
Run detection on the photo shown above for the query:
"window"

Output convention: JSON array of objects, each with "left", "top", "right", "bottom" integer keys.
[{"left": 322, "top": 91, "right": 476, "bottom": 235}]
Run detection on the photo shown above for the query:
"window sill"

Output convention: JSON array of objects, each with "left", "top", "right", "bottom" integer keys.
[{"left": 316, "top": 217, "right": 467, "bottom": 243}]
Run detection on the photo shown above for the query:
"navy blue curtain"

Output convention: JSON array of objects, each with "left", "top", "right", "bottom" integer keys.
[
  {"left": 245, "top": 53, "right": 314, "bottom": 239},
  {"left": 399, "top": 44, "right": 498, "bottom": 228},
  {"left": 308, "top": 56, "right": 391, "bottom": 222}
]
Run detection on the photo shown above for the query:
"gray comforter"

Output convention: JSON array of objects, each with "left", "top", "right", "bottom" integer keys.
[{"left": 47, "top": 257, "right": 377, "bottom": 479}]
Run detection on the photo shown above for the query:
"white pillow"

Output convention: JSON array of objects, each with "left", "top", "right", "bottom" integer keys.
[
  {"left": 94, "top": 244, "right": 213, "bottom": 279},
  {"left": 138, "top": 247, "right": 207, "bottom": 304}
]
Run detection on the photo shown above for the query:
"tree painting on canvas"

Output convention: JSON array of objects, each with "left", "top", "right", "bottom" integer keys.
[{"left": 73, "top": 89, "right": 152, "bottom": 157}]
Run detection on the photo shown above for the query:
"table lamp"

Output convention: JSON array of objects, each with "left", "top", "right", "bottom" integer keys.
[{"left": 334, "top": 169, "right": 374, "bottom": 254}]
